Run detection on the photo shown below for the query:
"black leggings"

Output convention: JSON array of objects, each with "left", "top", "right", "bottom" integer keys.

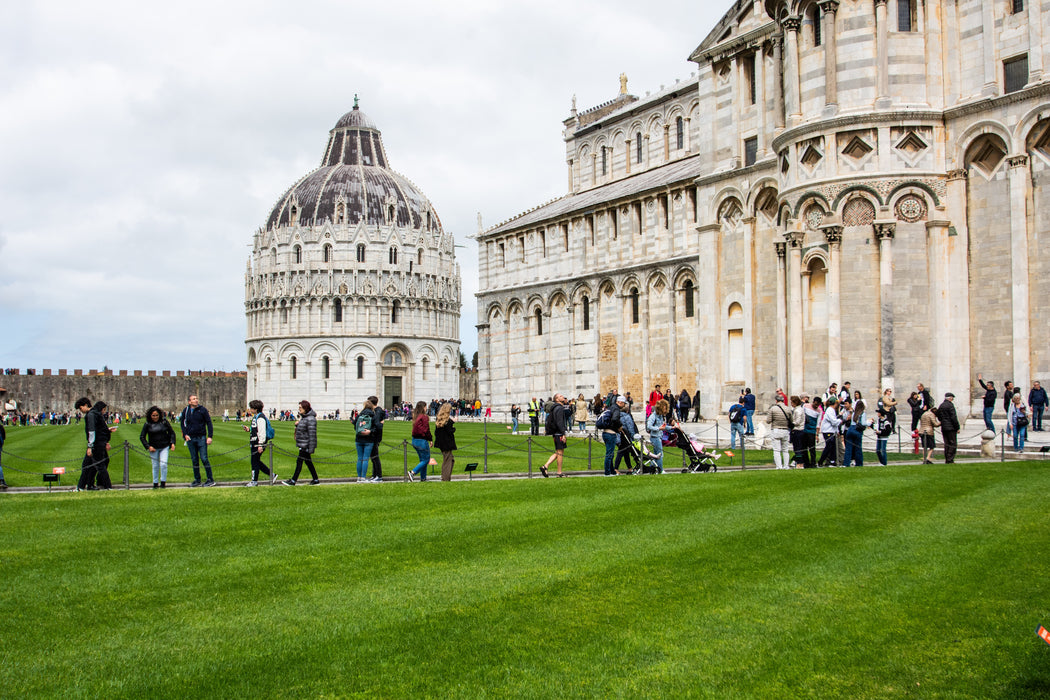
[
  {"left": 292, "top": 448, "right": 318, "bottom": 482},
  {"left": 250, "top": 449, "right": 271, "bottom": 481}
]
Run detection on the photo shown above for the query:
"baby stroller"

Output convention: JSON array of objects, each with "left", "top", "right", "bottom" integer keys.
[
  {"left": 674, "top": 427, "right": 720, "bottom": 473},
  {"left": 622, "top": 431, "right": 661, "bottom": 474}
]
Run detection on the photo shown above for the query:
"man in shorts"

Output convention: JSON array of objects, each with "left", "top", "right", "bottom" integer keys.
[{"left": 540, "top": 393, "right": 569, "bottom": 478}]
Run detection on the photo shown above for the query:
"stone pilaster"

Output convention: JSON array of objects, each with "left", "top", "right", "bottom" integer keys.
[
  {"left": 874, "top": 0, "right": 890, "bottom": 108},
  {"left": 782, "top": 16, "right": 802, "bottom": 126},
  {"left": 1008, "top": 154, "right": 1032, "bottom": 390},
  {"left": 775, "top": 241, "right": 788, "bottom": 392},
  {"left": 819, "top": 0, "right": 839, "bottom": 113},
  {"left": 821, "top": 222, "right": 843, "bottom": 385},
  {"left": 786, "top": 230, "right": 805, "bottom": 394},
  {"left": 771, "top": 34, "right": 785, "bottom": 131},
  {"left": 874, "top": 220, "right": 896, "bottom": 392}
]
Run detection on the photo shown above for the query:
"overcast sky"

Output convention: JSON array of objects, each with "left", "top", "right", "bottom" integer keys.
[{"left": 0, "top": 0, "right": 725, "bottom": 373}]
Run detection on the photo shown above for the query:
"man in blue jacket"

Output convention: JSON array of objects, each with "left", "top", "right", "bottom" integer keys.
[
  {"left": 742, "top": 388, "right": 756, "bottom": 436},
  {"left": 1029, "top": 381, "right": 1047, "bottom": 431},
  {"left": 180, "top": 395, "right": 215, "bottom": 486}
]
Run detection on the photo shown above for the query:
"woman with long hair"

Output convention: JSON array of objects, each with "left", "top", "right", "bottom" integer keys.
[
  {"left": 409, "top": 401, "right": 433, "bottom": 481},
  {"left": 283, "top": 400, "right": 318, "bottom": 485},
  {"left": 139, "top": 405, "right": 176, "bottom": 488},
  {"left": 645, "top": 399, "right": 673, "bottom": 474},
  {"left": 434, "top": 402, "right": 457, "bottom": 481}
]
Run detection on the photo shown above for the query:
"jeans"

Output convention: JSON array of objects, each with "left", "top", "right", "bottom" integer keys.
[
  {"left": 983, "top": 406, "right": 995, "bottom": 432},
  {"left": 875, "top": 438, "right": 888, "bottom": 466},
  {"left": 730, "top": 422, "right": 745, "bottom": 448},
  {"left": 355, "top": 441, "right": 373, "bottom": 478},
  {"left": 602, "top": 432, "right": 619, "bottom": 474},
  {"left": 186, "top": 436, "right": 213, "bottom": 482},
  {"left": 769, "top": 428, "right": 790, "bottom": 468},
  {"left": 843, "top": 427, "right": 863, "bottom": 466},
  {"left": 411, "top": 438, "right": 430, "bottom": 480},
  {"left": 649, "top": 436, "right": 664, "bottom": 473},
  {"left": 578, "top": 421, "right": 586, "bottom": 432},
  {"left": 1033, "top": 405, "right": 1045, "bottom": 431},
  {"left": 149, "top": 446, "right": 170, "bottom": 483},
  {"left": 1012, "top": 425, "right": 1027, "bottom": 452},
  {"left": 745, "top": 410, "right": 755, "bottom": 434},
  {"left": 511, "top": 417, "right": 518, "bottom": 433}
]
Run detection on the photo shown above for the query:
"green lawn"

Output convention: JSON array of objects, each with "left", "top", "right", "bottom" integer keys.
[
  {"left": 1, "top": 462, "right": 1049, "bottom": 697},
  {"left": 1, "top": 420, "right": 922, "bottom": 487}
]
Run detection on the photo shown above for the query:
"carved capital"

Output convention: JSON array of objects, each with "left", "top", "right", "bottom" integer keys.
[
  {"left": 818, "top": 0, "right": 839, "bottom": 14},
  {"left": 782, "top": 16, "right": 801, "bottom": 32},
  {"left": 946, "top": 168, "right": 968, "bottom": 181},
  {"left": 785, "top": 230, "right": 805, "bottom": 248},
  {"left": 775, "top": 241, "right": 787, "bottom": 258},
  {"left": 874, "top": 221, "right": 896, "bottom": 240},
  {"left": 874, "top": 0, "right": 887, "bottom": 6},
  {"left": 821, "top": 224, "right": 844, "bottom": 244},
  {"left": 1007, "top": 154, "right": 1029, "bottom": 168}
]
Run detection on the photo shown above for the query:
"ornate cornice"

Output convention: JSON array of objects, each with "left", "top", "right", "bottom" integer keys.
[{"left": 771, "top": 110, "right": 943, "bottom": 153}]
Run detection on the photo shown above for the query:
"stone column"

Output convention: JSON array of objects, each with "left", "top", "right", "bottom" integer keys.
[
  {"left": 684, "top": 117, "right": 692, "bottom": 154},
  {"left": 697, "top": 223, "right": 722, "bottom": 412},
  {"left": 874, "top": 0, "right": 891, "bottom": 108},
  {"left": 641, "top": 289, "right": 651, "bottom": 394},
  {"left": 945, "top": 169, "right": 973, "bottom": 409},
  {"left": 821, "top": 222, "right": 843, "bottom": 385},
  {"left": 625, "top": 140, "right": 632, "bottom": 175},
  {"left": 819, "top": 0, "right": 839, "bottom": 112},
  {"left": 783, "top": 17, "right": 802, "bottom": 125},
  {"left": 772, "top": 34, "right": 786, "bottom": 131},
  {"left": 1008, "top": 155, "right": 1032, "bottom": 390},
  {"left": 775, "top": 241, "right": 788, "bottom": 392},
  {"left": 874, "top": 220, "right": 896, "bottom": 392},
  {"left": 926, "top": 219, "right": 952, "bottom": 395},
  {"left": 924, "top": 0, "right": 943, "bottom": 109},
  {"left": 1030, "top": 0, "right": 1044, "bottom": 82},
  {"left": 742, "top": 216, "right": 756, "bottom": 385},
  {"left": 787, "top": 230, "right": 804, "bottom": 394},
  {"left": 669, "top": 270, "right": 678, "bottom": 390},
  {"left": 981, "top": 1, "right": 997, "bottom": 96}
]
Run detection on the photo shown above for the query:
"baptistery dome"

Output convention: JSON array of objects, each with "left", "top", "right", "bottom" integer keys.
[{"left": 245, "top": 101, "right": 461, "bottom": 414}]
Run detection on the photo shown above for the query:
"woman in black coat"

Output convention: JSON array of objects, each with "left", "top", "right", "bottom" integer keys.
[
  {"left": 139, "top": 406, "right": 177, "bottom": 488},
  {"left": 434, "top": 402, "right": 458, "bottom": 482},
  {"left": 283, "top": 400, "right": 318, "bottom": 485}
]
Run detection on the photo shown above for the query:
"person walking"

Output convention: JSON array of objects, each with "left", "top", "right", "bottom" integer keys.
[
  {"left": 742, "top": 388, "right": 756, "bottom": 436},
  {"left": 540, "top": 394, "right": 568, "bottom": 477},
  {"left": 283, "top": 400, "right": 319, "bottom": 485},
  {"left": 597, "top": 397, "right": 623, "bottom": 476},
  {"left": 801, "top": 396, "right": 822, "bottom": 468},
  {"left": 139, "top": 406, "right": 177, "bottom": 488},
  {"left": 614, "top": 398, "right": 639, "bottom": 474},
  {"left": 354, "top": 400, "right": 376, "bottom": 482},
  {"left": 817, "top": 397, "right": 841, "bottom": 467},
  {"left": 728, "top": 397, "right": 747, "bottom": 449},
  {"left": 767, "top": 394, "right": 793, "bottom": 469},
  {"left": 243, "top": 400, "right": 275, "bottom": 486},
  {"left": 874, "top": 407, "right": 893, "bottom": 466},
  {"left": 76, "top": 398, "right": 116, "bottom": 491},
  {"left": 645, "top": 399, "right": 673, "bottom": 474},
  {"left": 1028, "top": 381, "right": 1047, "bottom": 431},
  {"left": 918, "top": 405, "right": 940, "bottom": 464},
  {"left": 409, "top": 401, "right": 433, "bottom": 481},
  {"left": 367, "top": 395, "right": 385, "bottom": 483},
  {"left": 180, "top": 395, "right": 216, "bottom": 487},
  {"left": 510, "top": 404, "right": 520, "bottom": 434},
  {"left": 1007, "top": 393, "right": 1029, "bottom": 453},
  {"left": 938, "top": 393, "right": 960, "bottom": 463},
  {"left": 977, "top": 374, "right": 997, "bottom": 432},
  {"left": 692, "top": 390, "right": 702, "bottom": 421},
  {"left": 434, "top": 402, "right": 458, "bottom": 481}
]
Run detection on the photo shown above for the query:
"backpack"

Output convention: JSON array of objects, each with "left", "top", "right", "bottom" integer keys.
[
  {"left": 595, "top": 409, "right": 613, "bottom": 430},
  {"left": 728, "top": 405, "right": 744, "bottom": 424},
  {"left": 260, "top": 415, "right": 275, "bottom": 441},
  {"left": 355, "top": 412, "right": 372, "bottom": 434}
]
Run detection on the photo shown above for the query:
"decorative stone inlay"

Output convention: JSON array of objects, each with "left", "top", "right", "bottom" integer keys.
[
  {"left": 804, "top": 204, "right": 825, "bottom": 231},
  {"left": 842, "top": 198, "right": 876, "bottom": 226},
  {"left": 646, "top": 200, "right": 656, "bottom": 213},
  {"left": 895, "top": 195, "right": 928, "bottom": 223},
  {"left": 785, "top": 177, "right": 947, "bottom": 214}
]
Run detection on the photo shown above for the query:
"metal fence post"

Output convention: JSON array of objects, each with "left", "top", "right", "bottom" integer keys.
[
  {"left": 403, "top": 440, "right": 409, "bottom": 481},
  {"left": 588, "top": 435, "right": 592, "bottom": 470},
  {"left": 268, "top": 442, "right": 274, "bottom": 477},
  {"left": 483, "top": 434, "right": 489, "bottom": 474},
  {"left": 527, "top": 437, "right": 532, "bottom": 477},
  {"left": 741, "top": 436, "right": 746, "bottom": 470},
  {"left": 123, "top": 441, "right": 130, "bottom": 489},
  {"left": 715, "top": 423, "right": 719, "bottom": 449},
  {"left": 1001, "top": 429, "right": 1005, "bottom": 462}
]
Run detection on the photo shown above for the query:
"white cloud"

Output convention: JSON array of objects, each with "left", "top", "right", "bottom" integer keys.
[{"left": 0, "top": 0, "right": 724, "bottom": 374}]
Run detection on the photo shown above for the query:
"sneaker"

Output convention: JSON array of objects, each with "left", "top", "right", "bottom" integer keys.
[
  {"left": 309, "top": 479, "right": 320, "bottom": 485},
  {"left": 153, "top": 483, "right": 159, "bottom": 489},
  {"left": 540, "top": 465, "right": 549, "bottom": 478},
  {"left": 246, "top": 481, "right": 258, "bottom": 487},
  {"left": 190, "top": 481, "right": 202, "bottom": 487},
  {"left": 270, "top": 473, "right": 279, "bottom": 485},
  {"left": 203, "top": 479, "right": 216, "bottom": 487},
  {"left": 281, "top": 479, "right": 296, "bottom": 486},
  {"left": 407, "top": 470, "right": 415, "bottom": 482},
  {"left": 370, "top": 476, "right": 382, "bottom": 482},
  {"left": 0, "top": 481, "right": 7, "bottom": 490}
]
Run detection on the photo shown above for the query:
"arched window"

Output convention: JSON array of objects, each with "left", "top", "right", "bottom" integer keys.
[
  {"left": 417, "top": 248, "right": 424, "bottom": 265},
  {"left": 630, "top": 288, "right": 640, "bottom": 324},
  {"left": 811, "top": 4, "right": 822, "bottom": 46},
  {"left": 323, "top": 244, "right": 333, "bottom": 263},
  {"left": 636, "top": 133, "right": 643, "bottom": 163},
  {"left": 333, "top": 298, "right": 342, "bottom": 322},
  {"left": 897, "top": 0, "right": 914, "bottom": 31},
  {"left": 356, "top": 356, "right": 365, "bottom": 379},
  {"left": 535, "top": 308, "right": 543, "bottom": 336},
  {"left": 265, "top": 356, "right": 272, "bottom": 381},
  {"left": 391, "top": 300, "right": 400, "bottom": 324},
  {"left": 290, "top": 205, "right": 298, "bottom": 223},
  {"left": 387, "top": 203, "right": 395, "bottom": 222},
  {"left": 389, "top": 246, "right": 398, "bottom": 264},
  {"left": 601, "top": 146, "right": 607, "bottom": 176},
  {"left": 582, "top": 295, "right": 590, "bottom": 330},
  {"left": 683, "top": 280, "right": 695, "bottom": 318},
  {"left": 336, "top": 203, "right": 345, "bottom": 224},
  {"left": 676, "top": 117, "right": 684, "bottom": 150},
  {"left": 356, "top": 243, "right": 366, "bottom": 262},
  {"left": 727, "top": 303, "right": 744, "bottom": 380},
  {"left": 421, "top": 357, "right": 429, "bottom": 381},
  {"left": 270, "top": 248, "right": 277, "bottom": 267},
  {"left": 808, "top": 260, "right": 828, "bottom": 327},
  {"left": 290, "top": 356, "right": 297, "bottom": 379},
  {"left": 322, "top": 356, "right": 330, "bottom": 379},
  {"left": 293, "top": 245, "right": 302, "bottom": 264}
]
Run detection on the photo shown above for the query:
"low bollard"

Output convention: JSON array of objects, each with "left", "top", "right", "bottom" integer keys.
[
  {"left": 123, "top": 441, "right": 131, "bottom": 490},
  {"left": 403, "top": 440, "right": 409, "bottom": 481},
  {"left": 483, "top": 434, "right": 489, "bottom": 474}
]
